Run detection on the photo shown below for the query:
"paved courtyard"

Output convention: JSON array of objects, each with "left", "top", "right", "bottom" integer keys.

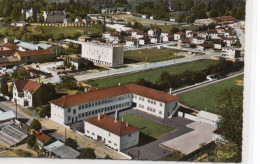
[
  {"left": 160, "top": 122, "right": 216, "bottom": 155},
  {"left": 119, "top": 109, "right": 195, "bottom": 160}
]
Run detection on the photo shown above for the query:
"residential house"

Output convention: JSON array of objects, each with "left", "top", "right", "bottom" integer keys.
[
  {"left": 209, "top": 16, "right": 238, "bottom": 25},
  {"left": 21, "top": 8, "right": 33, "bottom": 20},
  {"left": 13, "top": 49, "right": 54, "bottom": 64},
  {"left": 177, "top": 39, "right": 191, "bottom": 48},
  {"left": 221, "top": 48, "right": 241, "bottom": 59},
  {"left": 12, "top": 80, "right": 42, "bottom": 107},
  {"left": 1, "top": 43, "right": 19, "bottom": 51},
  {"left": 196, "top": 43, "right": 213, "bottom": 51},
  {"left": 131, "top": 29, "right": 144, "bottom": 38},
  {"left": 36, "top": 132, "right": 51, "bottom": 149},
  {"left": 139, "top": 37, "right": 150, "bottom": 46},
  {"left": 208, "top": 30, "right": 219, "bottom": 39},
  {"left": 78, "top": 35, "right": 92, "bottom": 42},
  {"left": 194, "top": 18, "right": 215, "bottom": 26},
  {"left": 108, "top": 33, "right": 124, "bottom": 44},
  {"left": 150, "top": 36, "right": 160, "bottom": 44},
  {"left": 174, "top": 32, "right": 185, "bottom": 41},
  {"left": 126, "top": 38, "right": 138, "bottom": 47},
  {"left": 148, "top": 29, "right": 161, "bottom": 37},
  {"left": 223, "top": 38, "right": 237, "bottom": 47},
  {"left": 85, "top": 113, "right": 139, "bottom": 151},
  {"left": 192, "top": 36, "right": 205, "bottom": 44},
  {"left": 162, "top": 35, "right": 174, "bottom": 42},
  {"left": 186, "top": 31, "right": 197, "bottom": 38},
  {"left": 50, "top": 83, "right": 180, "bottom": 125}
]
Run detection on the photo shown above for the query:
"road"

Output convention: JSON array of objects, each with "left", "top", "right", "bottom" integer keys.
[{"left": 234, "top": 27, "right": 245, "bottom": 51}]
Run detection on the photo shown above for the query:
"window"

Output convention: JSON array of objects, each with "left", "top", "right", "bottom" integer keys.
[
  {"left": 109, "top": 133, "right": 110, "bottom": 136},
  {"left": 160, "top": 103, "right": 163, "bottom": 107},
  {"left": 78, "top": 114, "right": 81, "bottom": 118},
  {"left": 114, "top": 143, "right": 117, "bottom": 146},
  {"left": 148, "top": 99, "right": 150, "bottom": 103},
  {"left": 92, "top": 133, "right": 95, "bottom": 135},
  {"left": 82, "top": 113, "right": 84, "bottom": 117},
  {"left": 108, "top": 140, "right": 111, "bottom": 143},
  {"left": 68, "top": 116, "right": 71, "bottom": 121},
  {"left": 87, "top": 130, "right": 89, "bottom": 133},
  {"left": 82, "top": 105, "right": 84, "bottom": 109},
  {"left": 85, "top": 112, "right": 88, "bottom": 116},
  {"left": 78, "top": 106, "right": 81, "bottom": 110},
  {"left": 73, "top": 109, "right": 76, "bottom": 114},
  {"left": 68, "top": 108, "right": 71, "bottom": 113},
  {"left": 128, "top": 133, "right": 131, "bottom": 137},
  {"left": 85, "top": 104, "right": 88, "bottom": 108},
  {"left": 159, "top": 111, "right": 162, "bottom": 115}
]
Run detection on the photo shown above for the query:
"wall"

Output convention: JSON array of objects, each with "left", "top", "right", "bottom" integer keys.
[
  {"left": 50, "top": 103, "right": 65, "bottom": 125},
  {"left": 120, "top": 131, "right": 139, "bottom": 151}
]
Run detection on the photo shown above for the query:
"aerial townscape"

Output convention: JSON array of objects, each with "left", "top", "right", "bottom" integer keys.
[{"left": 0, "top": 0, "right": 244, "bottom": 162}]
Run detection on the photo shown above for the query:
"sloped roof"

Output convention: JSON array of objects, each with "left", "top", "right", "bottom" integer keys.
[
  {"left": 2, "top": 43, "right": 19, "bottom": 50},
  {"left": 15, "top": 80, "right": 41, "bottom": 93},
  {"left": 15, "top": 49, "right": 53, "bottom": 57},
  {"left": 50, "top": 83, "right": 179, "bottom": 108},
  {"left": 85, "top": 114, "right": 139, "bottom": 136},
  {"left": 36, "top": 132, "right": 51, "bottom": 144},
  {"left": 210, "top": 16, "right": 237, "bottom": 22}
]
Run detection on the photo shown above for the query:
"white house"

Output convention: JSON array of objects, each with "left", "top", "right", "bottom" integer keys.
[
  {"left": 12, "top": 80, "right": 41, "bottom": 107},
  {"left": 139, "top": 37, "right": 150, "bottom": 46},
  {"left": 84, "top": 113, "right": 139, "bottom": 151},
  {"left": 108, "top": 33, "right": 124, "bottom": 44},
  {"left": 223, "top": 38, "right": 236, "bottom": 47},
  {"left": 150, "top": 16, "right": 154, "bottom": 20},
  {"left": 221, "top": 48, "right": 240, "bottom": 59},
  {"left": 148, "top": 29, "right": 161, "bottom": 37},
  {"left": 21, "top": 8, "right": 33, "bottom": 20},
  {"left": 186, "top": 31, "right": 197, "bottom": 38},
  {"left": 192, "top": 36, "right": 205, "bottom": 44},
  {"left": 50, "top": 83, "right": 180, "bottom": 125},
  {"left": 196, "top": 43, "right": 213, "bottom": 51},
  {"left": 198, "top": 32, "right": 210, "bottom": 40},
  {"left": 162, "top": 35, "right": 174, "bottom": 42},
  {"left": 81, "top": 41, "right": 124, "bottom": 67},
  {"left": 177, "top": 39, "right": 191, "bottom": 48},
  {"left": 126, "top": 38, "right": 137, "bottom": 47},
  {"left": 161, "top": 32, "right": 169, "bottom": 38},
  {"left": 142, "top": 15, "right": 147, "bottom": 19},
  {"left": 208, "top": 30, "right": 219, "bottom": 39},
  {"left": 174, "top": 32, "right": 185, "bottom": 41},
  {"left": 131, "top": 29, "right": 144, "bottom": 38},
  {"left": 150, "top": 36, "right": 160, "bottom": 44}
]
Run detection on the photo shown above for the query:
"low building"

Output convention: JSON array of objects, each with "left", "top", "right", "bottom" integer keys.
[
  {"left": 177, "top": 39, "right": 191, "bottom": 48},
  {"left": 108, "top": 33, "right": 124, "bottom": 44},
  {"left": 1, "top": 43, "right": 19, "bottom": 51},
  {"left": 162, "top": 35, "right": 174, "bottom": 42},
  {"left": 43, "top": 140, "right": 80, "bottom": 159},
  {"left": 43, "top": 11, "right": 66, "bottom": 23},
  {"left": 84, "top": 113, "right": 139, "bottom": 151},
  {"left": 81, "top": 41, "right": 124, "bottom": 67},
  {"left": 221, "top": 48, "right": 241, "bottom": 59},
  {"left": 0, "top": 111, "right": 16, "bottom": 123},
  {"left": 50, "top": 83, "right": 179, "bottom": 125},
  {"left": 148, "top": 29, "right": 161, "bottom": 37},
  {"left": 25, "top": 67, "right": 51, "bottom": 78},
  {"left": 126, "top": 38, "right": 137, "bottom": 47},
  {"left": 139, "top": 37, "right": 150, "bottom": 46},
  {"left": 209, "top": 16, "right": 237, "bottom": 25},
  {"left": 21, "top": 8, "right": 33, "bottom": 20},
  {"left": 196, "top": 43, "right": 213, "bottom": 51},
  {"left": 0, "top": 125, "right": 28, "bottom": 148},
  {"left": 186, "top": 31, "right": 197, "bottom": 38},
  {"left": 131, "top": 29, "right": 144, "bottom": 38},
  {"left": 0, "top": 57, "right": 19, "bottom": 69},
  {"left": 150, "top": 36, "right": 160, "bottom": 44},
  {"left": 36, "top": 132, "right": 52, "bottom": 149},
  {"left": 174, "top": 32, "right": 185, "bottom": 41},
  {"left": 192, "top": 36, "right": 205, "bottom": 44},
  {"left": 208, "top": 30, "right": 219, "bottom": 39},
  {"left": 12, "top": 80, "right": 42, "bottom": 107},
  {"left": 13, "top": 49, "right": 55, "bottom": 64},
  {"left": 78, "top": 35, "right": 91, "bottom": 42}
]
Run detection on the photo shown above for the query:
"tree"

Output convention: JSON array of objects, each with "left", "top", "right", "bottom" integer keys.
[
  {"left": 60, "top": 76, "right": 78, "bottom": 90},
  {"left": 65, "top": 138, "right": 78, "bottom": 149},
  {"left": 26, "top": 135, "right": 36, "bottom": 148},
  {"left": 215, "top": 87, "right": 243, "bottom": 162},
  {"left": 170, "top": 26, "right": 179, "bottom": 34},
  {"left": 30, "top": 119, "right": 42, "bottom": 131},
  {"left": 1, "top": 77, "right": 8, "bottom": 95},
  {"left": 80, "top": 148, "right": 96, "bottom": 159}
]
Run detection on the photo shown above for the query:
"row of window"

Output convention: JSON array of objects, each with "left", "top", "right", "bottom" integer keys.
[
  {"left": 134, "top": 94, "right": 163, "bottom": 107},
  {"left": 86, "top": 131, "right": 117, "bottom": 146},
  {"left": 68, "top": 94, "right": 131, "bottom": 112},
  {"left": 147, "top": 107, "right": 162, "bottom": 115},
  {"left": 68, "top": 102, "right": 130, "bottom": 121}
]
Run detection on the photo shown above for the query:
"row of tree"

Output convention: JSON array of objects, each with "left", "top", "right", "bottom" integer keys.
[{"left": 136, "top": 58, "right": 244, "bottom": 91}]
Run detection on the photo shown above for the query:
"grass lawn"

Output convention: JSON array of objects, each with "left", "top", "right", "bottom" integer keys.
[
  {"left": 86, "top": 59, "right": 218, "bottom": 89},
  {"left": 160, "top": 151, "right": 185, "bottom": 161},
  {"left": 178, "top": 74, "right": 244, "bottom": 114},
  {"left": 124, "top": 48, "right": 184, "bottom": 63},
  {"left": 119, "top": 114, "right": 175, "bottom": 145}
]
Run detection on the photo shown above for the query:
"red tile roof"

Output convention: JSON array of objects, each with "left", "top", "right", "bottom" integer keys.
[
  {"left": 210, "top": 16, "right": 237, "bottom": 23},
  {"left": 2, "top": 43, "right": 19, "bottom": 50},
  {"left": 36, "top": 132, "right": 51, "bottom": 144},
  {"left": 50, "top": 83, "right": 179, "bottom": 108},
  {"left": 175, "top": 32, "right": 185, "bottom": 35},
  {"left": 26, "top": 68, "right": 46, "bottom": 75},
  {"left": 16, "top": 49, "right": 53, "bottom": 57},
  {"left": 180, "top": 38, "right": 191, "bottom": 43},
  {"left": 0, "top": 50, "right": 17, "bottom": 57},
  {"left": 85, "top": 114, "right": 139, "bottom": 136},
  {"left": 15, "top": 80, "right": 41, "bottom": 93}
]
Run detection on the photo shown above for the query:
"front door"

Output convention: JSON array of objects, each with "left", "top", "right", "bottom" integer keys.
[
  {"left": 75, "top": 116, "right": 78, "bottom": 123},
  {"left": 72, "top": 117, "right": 74, "bottom": 124}
]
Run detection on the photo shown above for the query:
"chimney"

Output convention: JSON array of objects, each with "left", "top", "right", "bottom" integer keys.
[
  {"left": 126, "top": 122, "right": 128, "bottom": 127},
  {"left": 121, "top": 117, "right": 124, "bottom": 122},
  {"left": 114, "top": 111, "right": 118, "bottom": 122},
  {"left": 98, "top": 113, "right": 100, "bottom": 120},
  {"left": 84, "top": 87, "right": 88, "bottom": 92},
  {"left": 169, "top": 88, "right": 172, "bottom": 94},
  {"left": 118, "top": 83, "right": 121, "bottom": 86}
]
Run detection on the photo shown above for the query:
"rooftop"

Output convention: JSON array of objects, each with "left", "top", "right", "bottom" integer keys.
[
  {"left": 210, "top": 16, "right": 237, "bottom": 23},
  {"left": 44, "top": 140, "right": 64, "bottom": 152},
  {"left": 2, "top": 43, "right": 19, "bottom": 50},
  {"left": 85, "top": 114, "right": 139, "bottom": 136},
  {"left": 0, "top": 111, "right": 15, "bottom": 122},
  {"left": 52, "top": 145, "right": 80, "bottom": 159},
  {"left": 15, "top": 49, "right": 53, "bottom": 57},
  {"left": 15, "top": 80, "right": 41, "bottom": 93},
  {"left": 50, "top": 83, "right": 179, "bottom": 108},
  {"left": 36, "top": 132, "right": 51, "bottom": 144}
]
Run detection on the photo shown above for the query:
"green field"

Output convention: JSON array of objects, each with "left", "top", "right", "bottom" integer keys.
[
  {"left": 178, "top": 74, "right": 244, "bottom": 114},
  {"left": 86, "top": 59, "right": 218, "bottom": 89},
  {"left": 124, "top": 48, "right": 184, "bottom": 63},
  {"left": 119, "top": 114, "right": 175, "bottom": 145}
]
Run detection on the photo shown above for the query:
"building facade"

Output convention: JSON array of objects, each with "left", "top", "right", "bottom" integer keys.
[
  {"left": 84, "top": 114, "right": 139, "bottom": 151},
  {"left": 81, "top": 41, "right": 124, "bottom": 67},
  {"left": 50, "top": 83, "right": 180, "bottom": 125},
  {"left": 43, "top": 11, "right": 66, "bottom": 23}
]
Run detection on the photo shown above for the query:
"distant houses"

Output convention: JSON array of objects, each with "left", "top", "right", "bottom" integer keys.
[{"left": 43, "top": 11, "right": 66, "bottom": 23}]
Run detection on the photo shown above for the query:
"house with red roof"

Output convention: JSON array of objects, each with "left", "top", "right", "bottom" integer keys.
[
  {"left": 50, "top": 83, "right": 179, "bottom": 125},
  {"left": 12, "top": 80, "right": 42, "bottom": 107},
  {"left": 174, "top": 32, "right": 185, "bottom": 41},
  {"left": 84, "top": 113, "right": 139, "bottom": 151},
  {"left": 36, "top": 131, "right": 52, "bottom": 148},
  {"left": 13, "top": 49, "right": 54, "bottom": 64},
  {"left": 1, "top": 43, "right": 19, "bottom": 51}
]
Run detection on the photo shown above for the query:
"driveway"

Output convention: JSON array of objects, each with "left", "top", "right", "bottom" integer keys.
[{"left": 160, "top": 122, "right": 215, "bottom": 155}]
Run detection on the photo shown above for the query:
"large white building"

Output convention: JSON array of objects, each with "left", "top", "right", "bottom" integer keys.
[
  {"left": 84, "top": 113, "right": 139, "bottom": 151},
  {"left": 50, "top": 83, "right": 180, "bottom": 125},
  {"left": 81, "top": 41, "right": 124, "bottom": 67}
]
